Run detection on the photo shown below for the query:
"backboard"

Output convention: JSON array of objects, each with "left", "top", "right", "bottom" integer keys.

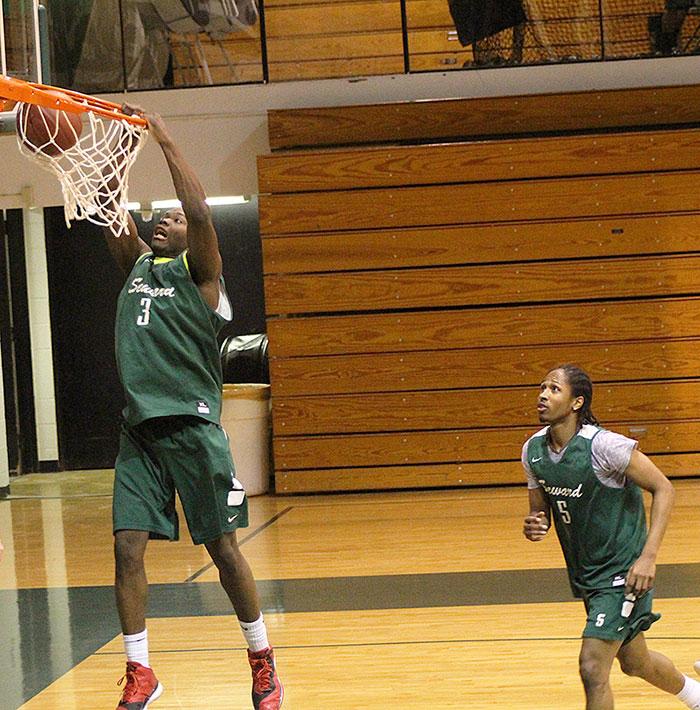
[{"left": 0, "top": 0, "right": 45, "bottom": 134}]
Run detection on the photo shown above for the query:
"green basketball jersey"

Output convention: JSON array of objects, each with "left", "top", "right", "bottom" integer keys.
[
  {"left": 115, "top": 252, "right": 229, "bottom": 426},
  {"left": 526, "top": 425, "right": 647, "bottom": 597}
]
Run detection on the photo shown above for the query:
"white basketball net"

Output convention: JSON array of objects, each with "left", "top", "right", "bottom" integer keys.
[{"left": 15, "top": 104, "right": 147, "bottom": 238}]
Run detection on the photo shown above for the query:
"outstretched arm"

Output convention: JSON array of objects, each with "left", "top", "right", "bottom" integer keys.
[
  {"left": 102, "top": 211, "right": 149, "bottom": 275},
  {"left": 623, "top": 450, "right": 675, "bottom": 596},
  {"left": 99, "top": 122, "right": 149, "bottom": 274},
  {"left": 125, "top": 106, "right": 222, "bottom": 309}
]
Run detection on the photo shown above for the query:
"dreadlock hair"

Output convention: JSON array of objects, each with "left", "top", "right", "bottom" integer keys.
[{"left": 557, "top": 364, "right": 600, "bottom": 427}]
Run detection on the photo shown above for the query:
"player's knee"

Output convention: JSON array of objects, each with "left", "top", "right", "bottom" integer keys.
[
  {"left": 579, "top": 655, "right": 609, "bottom": 690},
  {"left": 114, "top": 532, "right": 147, "bottom": 573},
  {"left": 206, "top": 534, "right": 244, "bottom": 572}
]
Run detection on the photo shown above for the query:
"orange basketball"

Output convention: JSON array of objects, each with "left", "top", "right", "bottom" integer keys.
[{"left": 18, "top": 90, "right": 83, "bottom": 156}]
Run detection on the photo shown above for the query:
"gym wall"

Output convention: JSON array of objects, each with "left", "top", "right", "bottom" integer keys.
[{"left": 260, "top": 84, "right": 700, "bottom": 493}]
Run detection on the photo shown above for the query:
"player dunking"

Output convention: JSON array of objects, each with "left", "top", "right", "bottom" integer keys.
[
  {"left": 522, "top": 365, "right": 700, "bottom": 710},
  {"left": 101, "top": 105, "right": 282, "bottom": 710}
]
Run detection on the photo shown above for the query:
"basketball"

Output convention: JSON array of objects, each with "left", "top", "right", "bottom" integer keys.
[{"left": 17, "top": 90, "right": 83, "bottom": 156}]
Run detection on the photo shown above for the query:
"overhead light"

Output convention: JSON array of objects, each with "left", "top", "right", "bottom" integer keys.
[
  {"left": 146, "top": 196, "right": 249, "bottom": 210},
  {"left": 151, "top": 199, "right": 181, "bottom": 210},
  {"left": 125, "top": 201, "right": 141, "bottom": 211}
]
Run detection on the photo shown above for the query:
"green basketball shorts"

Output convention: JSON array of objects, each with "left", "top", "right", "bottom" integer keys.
[
  {"left": 582, "top": 587, "right": 661, "bottom": 645},
  {"left": 113, "top": 415, "right": 249, "bottom": 545}
]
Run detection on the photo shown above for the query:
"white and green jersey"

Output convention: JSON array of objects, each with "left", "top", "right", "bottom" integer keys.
[
  {"left": 522, "top": 424, "right": 646, "bottom": 597},
  {"left": 115, "top": 252, "right": 232, "bottom": 427}
]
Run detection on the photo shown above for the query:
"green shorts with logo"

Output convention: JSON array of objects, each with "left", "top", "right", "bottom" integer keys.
[
  {"left": 113, "top": 415, "right": 249, "bottom": 545},
  {"left": 582, "top": 587, "right": 661, "bottom": 645}
]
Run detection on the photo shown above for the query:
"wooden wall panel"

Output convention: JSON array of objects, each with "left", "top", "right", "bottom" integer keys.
[
  {"left": 266, "top": 297, "right": 700, "bottom": 358},
  {"left": 276, "top": 454, "right": 700, "bottom": 494},
  {"left": 272, "top": 380, "right": 700, "bottom": 436},
  {"left": 262, "top": 215, "right": 700, "bottom": 274},
  {"left": 267, "top": 33, "right": 404, "bottom": 63},
  {"left": 275, "top": 421, "right": 700, "bottom": 471},
  {"left": 265, "top": 2, "right": 401, "bottom": 36},
  {"left": 263, "top": 91, "right": 700, "bottom": 493},
  {"left": 259, "top": 172, "right": 700, "bottom": 234},
  {"left": 408, "top": 30, "right": 471, "bottom": 56},
  {"left": 276, "top": 462, "right": 525, "bottom": 493},
  {"left": 267, "top": 84, "right": 700, "bottom": 150},
  {"left": 264, "top": 0, "right": 404, "bottom": 81},
  {"left": 269, "top": 339, "right": 700, "bottom": 396},
  {"left": 265, "top": 254, "right": 700, "bottom": 315},
  {"left": 258, "top": 129, "right": 700, "bottom": 193},
  {"left": 268, "top": 57, "right": 404, "bottom": 82},
  {"left": 264, "top": 0, "right": 358, "bottom": 5},
  {"left": 170, "top": 33, "right": 263, "bottom": 87},
  {"left": 405, "top": 0, "right": 456, "bottom": 27}
]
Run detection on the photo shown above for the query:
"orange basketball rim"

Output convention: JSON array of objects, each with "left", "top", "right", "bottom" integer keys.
[
  {"left": 0, "top": 74, "right": 148, "bottom": 238},
  {"left": 0, "top": 74, "right": 147, "bottom": 126}
]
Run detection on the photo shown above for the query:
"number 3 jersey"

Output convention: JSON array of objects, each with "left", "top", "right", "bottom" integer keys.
[
  {"left": 115, "top": 252, "right": 231, "bottom": 427},
  {"left": 522, "top": 425, "right": 646, "bottom": 597}
]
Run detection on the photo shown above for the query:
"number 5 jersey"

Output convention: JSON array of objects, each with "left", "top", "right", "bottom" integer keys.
[{"left": 522, "top": 425, "right": 646, "bottom": 597}]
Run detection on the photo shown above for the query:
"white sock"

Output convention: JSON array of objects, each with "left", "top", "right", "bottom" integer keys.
[
  {"left": 123, "top": 629, "right": 150, "bottom": 668},
  {"left": 677, "top": 675, "right": 700, "bottom": 709},
  {"left": 239, "top": 613, "right": 269, "bottom": 653}
]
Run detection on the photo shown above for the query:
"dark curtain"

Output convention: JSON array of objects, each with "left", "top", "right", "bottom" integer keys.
[{"left": 447, "top": 0, "right": 527, "bottom": 46}]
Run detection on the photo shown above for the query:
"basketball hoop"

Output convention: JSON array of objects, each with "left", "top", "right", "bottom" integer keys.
[{"left": 0, "top": 74, "right": 148, "bottom": 237}]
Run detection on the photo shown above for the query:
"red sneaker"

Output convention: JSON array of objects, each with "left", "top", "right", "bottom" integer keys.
[
  {"left": 248, "top": 647, "right": 283, "bottom": 709},
  {"left": 116, "top": 661, "right": 163, "bottom": 709}
]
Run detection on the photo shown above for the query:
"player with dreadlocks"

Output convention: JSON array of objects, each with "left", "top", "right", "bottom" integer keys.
[{"left": 521, "top": 365, "right": 700, "bottom": 710}]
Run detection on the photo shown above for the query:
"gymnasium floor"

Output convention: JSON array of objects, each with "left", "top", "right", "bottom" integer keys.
[{"left": 1, "top": 471, "right": 698, "bottom": 709}]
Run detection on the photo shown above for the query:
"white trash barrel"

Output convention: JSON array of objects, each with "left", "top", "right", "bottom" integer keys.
[{"left": 220, "top": 383, "right": 271, "bottom": 496}]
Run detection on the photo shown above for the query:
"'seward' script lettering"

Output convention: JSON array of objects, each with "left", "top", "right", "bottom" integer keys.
[
  {"left": 538, "top": 480, "right": 584, "bottom": 498},
  {"left": 128, "top": 277, "right": 175, "bottom": 298}
]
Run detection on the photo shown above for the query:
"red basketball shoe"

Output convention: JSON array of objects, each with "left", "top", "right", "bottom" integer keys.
[
  {"left": 116, "top": 661, "right": 163, "bottom": 709},
  {"left": 248, "top": 647, "right": 283, "bottom": 709}
]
